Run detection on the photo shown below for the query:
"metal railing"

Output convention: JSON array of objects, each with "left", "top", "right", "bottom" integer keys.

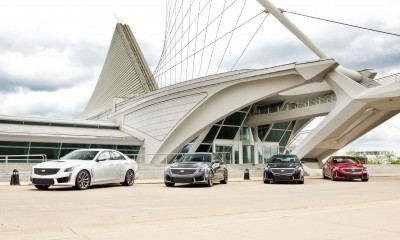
[
  {"left": 0, "top": 154, "right": 47, "bottom": 177},
  {"left": 361, "top": 73, "right": 400, "bottom": 88},
  {"left": 282, "top": 130, "right": 311, "bottom": 154},
  {"left": 0, "top": 154, "right": 47, "bottom": 164},
  {"left": 253, "top": 94, "right": 336, "bottom": 115}
]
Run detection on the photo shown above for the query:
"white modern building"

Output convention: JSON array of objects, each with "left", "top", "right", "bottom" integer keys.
[{"left": 1, "top": 0, "right": 399, "bottom": 167}]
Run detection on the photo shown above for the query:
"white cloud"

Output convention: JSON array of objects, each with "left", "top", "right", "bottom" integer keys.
[
  {"left": 0, "top": 81, "right": 95, "bottom": 119},
  {"left": 344, "top": 114, "right": 400, "bottom": 155}
]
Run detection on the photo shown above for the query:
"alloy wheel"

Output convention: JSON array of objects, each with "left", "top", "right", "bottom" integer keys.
[
  {"left": 123, "top": 170, "right": 135, "bottom": 186},
  {"left": 76, "top": 170, "right": 90, "bottom": 190}
]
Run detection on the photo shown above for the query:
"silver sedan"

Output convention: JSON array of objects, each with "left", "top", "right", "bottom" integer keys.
[{"left": 31, "top": 149, "right": 138, "bottom": 190}]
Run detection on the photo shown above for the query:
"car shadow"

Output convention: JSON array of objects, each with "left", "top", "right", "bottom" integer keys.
[
  {"left": 28, "top": 183, "right": 127, "bottom": 191},
  {"left": 165, "top": 184, "right": 220, "bottom": 188}
]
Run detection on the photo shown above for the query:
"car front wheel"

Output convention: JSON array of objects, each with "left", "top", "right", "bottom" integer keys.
[
  {"left": 220, "top": 170, "right": 228, "bottom": 184},
  {"left": 331, "top": 171, "right": 337, "bottom": 181},
  {"left": 122, "top": 169, "right": 135, "bottom": 186},
  {"left": 207, "top": 172, "right": 214, "bottom": 187},
  {"left": 34, "top": 185, "right": 50, "bottom": 190},
  {"left": 165, "top": 182, "right": 175, "bottom": 187},
  {"left": 75, "top": 170, "right": 91, "bottom": 190},
  {"left": 298, "top": 178, "right": 304, "bottom": 184}
]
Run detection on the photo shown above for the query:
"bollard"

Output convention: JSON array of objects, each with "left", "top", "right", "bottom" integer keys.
[
  {"left": 244, "top": 168, "right": 250, "bottom": 180},
  {"left": 10, "top": 169, "right": 20, "bottom": 185}
]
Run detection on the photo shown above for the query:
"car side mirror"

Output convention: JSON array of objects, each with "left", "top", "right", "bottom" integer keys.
[
  {"left": 96, "top": 157, "right": 107, "bottom": 162},
  {"left": 301, "top": 161, "right": 305, "bottom": 164}
]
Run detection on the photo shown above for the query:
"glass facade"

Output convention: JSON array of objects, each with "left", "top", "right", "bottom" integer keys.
[
  {"left": 180, "top": 106, "right": 295, "bottom": 165},
  {"left": 196, "top": 107, "right": 250, "bottom": 153},
  {"left": 0, "top": 141, "right": 141, "bottom": 162}
]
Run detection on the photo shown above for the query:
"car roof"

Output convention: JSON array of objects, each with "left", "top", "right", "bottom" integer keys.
[
  {"left": 331, "top": 155, "right": 356, "bottom": 158},
  {"left": 271, "top": 154, "right": 298, "bottom": 157},
  {"left": 73, "top": 149, "right": 119, "bottom": 152}
]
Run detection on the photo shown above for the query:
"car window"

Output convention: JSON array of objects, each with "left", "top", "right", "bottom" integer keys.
[
  {"left": 111, "top": 151, "right": 125, "bottom": 160},
  {"left": 333, "top": 157, "right": 357, "bottom": 164},
  {"left": 98, "top": 151, "right": 111, "bottom": 160},
  {"left": 62, "top": 150, "right": 99, "bottom": 160},
  {"left": 177, "top": 154, "right": 212, "bottom": 163},
  {"left": 270, "top": 156, "right": 299, "bottom": 163}
]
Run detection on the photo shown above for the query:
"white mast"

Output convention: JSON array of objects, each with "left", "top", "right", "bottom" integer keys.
[{"left": 256, "top": 0, "right": 365, "bottom": 82}]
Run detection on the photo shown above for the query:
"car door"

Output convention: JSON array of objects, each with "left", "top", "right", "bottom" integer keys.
[
  {"left": 325, "top": 158, "right": 332, "bottom": 177},
  {"left": 92, "top": 151, "right": 113, "bottom": 183},
  {"left": 110, "top": 151, "right": 127, "bottom": 180},
  {"left": 212, "top": 154, "right": 223, "bottom": 180}
]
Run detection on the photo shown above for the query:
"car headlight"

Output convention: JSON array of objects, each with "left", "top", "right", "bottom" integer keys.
[
  {"left": 295, "top": 165, "right": 302, "bottom": 171},
  {"left": 199, "top": 165, "right": 209, "bottom": 173},
  {"left": 333, "top": 166, "right": 339, "bottom": 171},
  {"left": 64, "top": 166, "right": 76, "bottom": 172},
  {"left": 264, "top": 166, "right": 271, "bottom": 171},
  {"left": 164, "top": 166, "right": 171, "bottom": 173}
]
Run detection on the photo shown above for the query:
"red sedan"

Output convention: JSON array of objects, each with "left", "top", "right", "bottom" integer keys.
[{"left": 323, "top": 156, "right": 369, "bottom": 181}]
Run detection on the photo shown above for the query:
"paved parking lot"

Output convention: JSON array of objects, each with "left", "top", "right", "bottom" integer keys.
[{"left": 1, "top": 176, "right": 400, "bottom": 240}]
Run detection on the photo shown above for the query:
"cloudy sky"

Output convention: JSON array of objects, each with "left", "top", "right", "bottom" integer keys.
[{"left": 0, "top": 0, "right": 399, "bottom": 154}]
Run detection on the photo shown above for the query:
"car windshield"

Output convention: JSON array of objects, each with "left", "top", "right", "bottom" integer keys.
[
  {"left": 270, "top": 156, "right": 299, "bottom": 163},
  {"left": 176, "top": 154, "right": 211, "bottom": 163},
  {"left": 62, "top": 150, "right": 99, "bottom": 161},
  {"left": 333, "top": 157, "right": 358, "bottom": 164}
]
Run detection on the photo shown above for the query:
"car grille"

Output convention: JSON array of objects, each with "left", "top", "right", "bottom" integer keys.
[
  {"left": 171, "top": 177, "right": 194, "bottom": 183},
  {"left": 274, "top": 175, "right": 294, "bottom": 181},
  {"left": 343, "top": 168, "right": 362, "bottom": 173},
  {"left": 271, "top": 168, "right": 294, "bottom": 174},
  {"left": 171, "top": 169, "right": 197, "bottom": 175},
  {"left": 34, "top": 168, "right": 60, "bottom": 175},
  {"left": 32, "top": 178, "right": 54, "bottom": 185}
]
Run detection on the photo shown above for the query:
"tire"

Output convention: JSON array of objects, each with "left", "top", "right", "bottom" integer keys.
[
  {"left": 165, "top": 182, "right": 175, "bottom": 187},
  {"left": 34, "top": 185, "right": 50, "bottom": 190},
  {"left": 298, "top": 178, "right": 304, "bottom": 184},
  {"left": 331, "top": 171, "right": 337, "bottom": 181},
  {"left": 220, "top": 170, "right": 228, "bottom": 184},
  {"left": 362, "top": 178, "right": 369, "bottom": 182},
  {"left": 323, "top": 170, "right": 328, "bottom": 179},
  {"left": 206, "top": 172, "right": 214, "bottom": 187},
  {"left": 75, "top": 170, "right": 91, "bottom": 190},
  {"left": 122, "top": 169, "right": 135, "bottom": 186},
  {"left": 263, "top": 180, "right": 270, "bottom": 184}
]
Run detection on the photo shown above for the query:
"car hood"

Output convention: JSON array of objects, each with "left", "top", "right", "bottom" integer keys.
[
  {"left": 170, "top": 162, "right": 210, "bottom": 168},
  {"left": 33, "top": 160, "right": 89, "bottom": 169},
  {"left": 268, "top": 163, "right": 301, "bottom": 168},
  {"left": 336, "top": 163, "right": 364, "bottom": 168}
]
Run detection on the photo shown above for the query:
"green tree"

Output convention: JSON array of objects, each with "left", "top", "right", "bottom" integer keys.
[
  {"left": 344, "top": 150, "right": 361, "bottom": 157},
  {"left": 384, "top": 151, "right": 396, "bottom": 163}
]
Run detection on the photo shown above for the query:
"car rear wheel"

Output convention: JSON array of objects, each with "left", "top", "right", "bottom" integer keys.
[
  {"left": 220, "top": 170, "right": 228, "bottom": 184},
  {"left": 207, "top": 172, "right": 214, "bottom": 187},
  {"left": 75, "top": 170, "right": 91, "bottom": 190},
  {"left": 122, "top": 169, "right": 135, "bottom": 186},
  {"left": 34, "top": 185, "right": 50, "bottom": 190},
  {"left": 165, "top": 182, "right": 175, "bottom": 187}
]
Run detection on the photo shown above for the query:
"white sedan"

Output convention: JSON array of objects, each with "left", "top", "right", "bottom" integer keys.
[{"left": 30, "top": 149, "right": 138, "bottom": 190}]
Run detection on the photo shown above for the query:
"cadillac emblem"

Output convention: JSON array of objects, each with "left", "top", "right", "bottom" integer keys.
[
  {"left": 281, "top": 169, "right": 285, "bottom": 172},
  {"left": 41, "top": 169, "right": 46, "bottom": 172},
  {"left": 180, "top": 170, "right": 184, "bottom": 173}
]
